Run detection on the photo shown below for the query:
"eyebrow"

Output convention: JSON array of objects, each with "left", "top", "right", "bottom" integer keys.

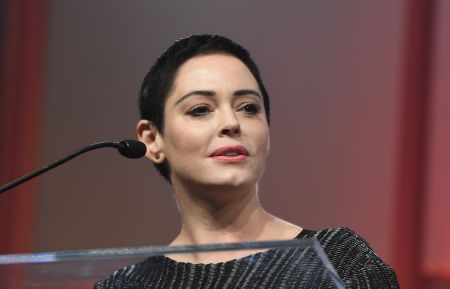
[
  {"left": 234, "top": 89, "right": 261, "bottom": 99},
  {"left": 174, "top": 89, "right": 261, "bottom": 106}
]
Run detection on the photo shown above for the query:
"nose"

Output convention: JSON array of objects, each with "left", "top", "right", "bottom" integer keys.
[
  {"left": 220, "top": 123, "right": 241, "bottom": 137},
  {"left": 219, "top": 110, "right": 241, "bottom": 137}
]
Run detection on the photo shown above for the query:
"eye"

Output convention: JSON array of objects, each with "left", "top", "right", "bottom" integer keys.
[
  {"left": 187, "top": 105, "right": 211, "bottom": 117},
  {"left": 240, "top": 103, "right": 262, "bottom": 115}
]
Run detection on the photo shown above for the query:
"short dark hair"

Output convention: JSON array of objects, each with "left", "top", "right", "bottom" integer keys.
[{"left": 139, "top": 34, "right": 270, "bottom": 182}]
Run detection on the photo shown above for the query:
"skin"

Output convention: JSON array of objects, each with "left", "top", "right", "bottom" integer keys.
[{"left": 137, "top": 53, "right": 301, "bottom": 263}]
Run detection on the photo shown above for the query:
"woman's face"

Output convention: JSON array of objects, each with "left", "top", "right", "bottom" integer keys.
[{"left": 159, "top": 53, "right": 270, "bottom": 189}]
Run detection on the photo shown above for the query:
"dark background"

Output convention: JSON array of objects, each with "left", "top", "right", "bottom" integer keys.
[{"left": 1, "top": 1, "right": 449, "bottom": 288}]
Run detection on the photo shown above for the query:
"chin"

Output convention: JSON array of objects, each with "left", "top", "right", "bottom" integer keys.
[
  {"left": 203, "top": 171, "right": 258, "bottom": 188},
  {"left": 174, "top": 165, "right": 263, "bottom": 190}
]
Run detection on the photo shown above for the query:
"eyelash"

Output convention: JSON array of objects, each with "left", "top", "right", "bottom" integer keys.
[
  {"left": 187, "top": 105, "right": 212, "bottom": 117},
  {"left": 187, "top": 103, "right": 262, "bottom": 118},
  {"left": 240, "top": 103, "right": 262, "bottom": 115}
]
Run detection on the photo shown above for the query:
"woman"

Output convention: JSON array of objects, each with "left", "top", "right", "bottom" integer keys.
[{"left": 95, "top": 35, "right": 399, "bottom": 288}]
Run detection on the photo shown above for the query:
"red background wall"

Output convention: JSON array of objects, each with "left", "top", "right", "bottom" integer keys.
[{"left": 1, "top": 1, "right": 449, "bottom": 288}]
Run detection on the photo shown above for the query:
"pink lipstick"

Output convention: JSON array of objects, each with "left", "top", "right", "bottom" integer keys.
[{"left": 209, "top": 145, "right": 249, "bottom": 163}]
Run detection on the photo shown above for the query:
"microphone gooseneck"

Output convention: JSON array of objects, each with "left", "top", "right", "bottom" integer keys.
[{"left": 0, "top": 140, "right": 147, "bottom": 194}]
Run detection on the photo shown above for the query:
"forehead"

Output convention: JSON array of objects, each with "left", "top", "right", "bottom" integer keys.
[
  {"left": 163, "top": 53, "right": 261, "bottom": 109},
  {"left": 173, "top": 53, "right": 257, "bottom": 85}
]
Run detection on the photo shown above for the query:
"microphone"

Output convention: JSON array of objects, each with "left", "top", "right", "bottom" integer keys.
[
  {"left": 118, "top": 139, "right": 147, "bottom": 159},
  {"left": 0, "top": 140, "right": 146, "bottom": 194}
]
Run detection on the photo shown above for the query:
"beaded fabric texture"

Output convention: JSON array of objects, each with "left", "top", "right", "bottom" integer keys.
[{"left": 94, "top": 227, "right": 399, "bottom": 289}]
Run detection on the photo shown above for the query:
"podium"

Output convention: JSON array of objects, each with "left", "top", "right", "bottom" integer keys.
[{"left": 0, "top": 238, "right": 345, "bottom": 289}]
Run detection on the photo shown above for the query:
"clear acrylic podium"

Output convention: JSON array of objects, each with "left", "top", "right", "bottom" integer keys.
[{"left": 0, "top": 238, "right": 345, "bottom": 289}]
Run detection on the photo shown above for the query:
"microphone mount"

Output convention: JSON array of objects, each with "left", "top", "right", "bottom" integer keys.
[{"left": 0, "top": 140, "right": 146, "bottom": 194}]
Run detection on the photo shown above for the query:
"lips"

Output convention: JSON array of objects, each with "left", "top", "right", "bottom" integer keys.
[
  {"left": 209, "top": 145, "right": 249, "bottom": 163},
  {"left": 209, "top": 145, "right": 249, "bottom": 157}
]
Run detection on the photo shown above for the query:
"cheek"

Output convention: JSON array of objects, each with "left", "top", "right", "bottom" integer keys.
[
  {"left": 253, "top": 125, "right": 270, "bottom": 155},
  {"left": 265, "top": 133, "right": 271, "bottom": 156},
  {"left": 164, "top": 120, "right": 209, "bottom": 157}
]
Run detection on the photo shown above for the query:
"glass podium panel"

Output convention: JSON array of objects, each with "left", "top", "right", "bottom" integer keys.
[{"left": 0, "top": 238, "right": 345, "bottom": 289}]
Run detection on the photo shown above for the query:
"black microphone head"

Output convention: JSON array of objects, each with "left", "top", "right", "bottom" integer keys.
[{"left": 118, "top": 140, "right": 146, "bottom": 159}]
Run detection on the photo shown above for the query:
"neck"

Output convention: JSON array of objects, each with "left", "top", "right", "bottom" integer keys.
[
  {"left": 167, "top": 180, "right": 302, "bottom": 263},
  {"left": 170, "top": 181, "right": 275, "bottom": 245}
]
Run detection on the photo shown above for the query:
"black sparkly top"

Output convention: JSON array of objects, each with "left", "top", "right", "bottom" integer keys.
[{"left": 94, "top": 227, "right": 399, "bottom": 289}]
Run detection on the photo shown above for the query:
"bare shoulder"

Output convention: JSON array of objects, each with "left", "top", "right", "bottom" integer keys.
[{"left": 265, "top": 216, "right": 302, "bottom": 240}]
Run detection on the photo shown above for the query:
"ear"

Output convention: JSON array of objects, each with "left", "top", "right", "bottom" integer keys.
[{"left": 137, "top": 120, "right": 165, "bottom": 164}]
